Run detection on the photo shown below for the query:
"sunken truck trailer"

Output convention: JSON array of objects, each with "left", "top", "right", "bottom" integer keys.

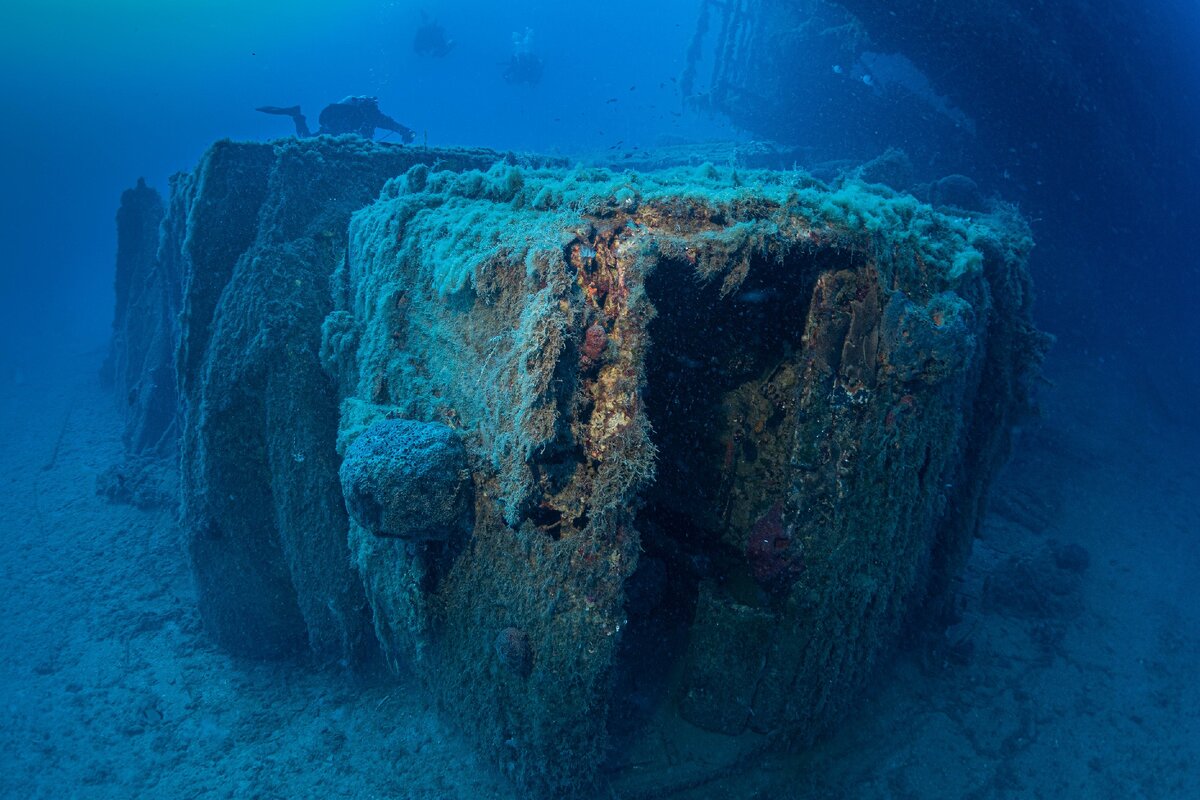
[{"left": 117, "top": 137, "right": 1044, "bottom": 797}]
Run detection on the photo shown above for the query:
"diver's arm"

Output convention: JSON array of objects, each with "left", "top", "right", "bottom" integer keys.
[{"left": 375, "top": 113, "right": 416, "bottom": 143}]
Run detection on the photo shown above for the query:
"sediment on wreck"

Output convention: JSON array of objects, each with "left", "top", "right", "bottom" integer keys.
[
  {"left": 168, "top": 137, "right": 516, "bottom": 661},
  {"left": 118, "top": 132, "right": 1046, "bottom": 795},
  {"left": 327, "top": 162, "right": 1047, "bottom": 796}
]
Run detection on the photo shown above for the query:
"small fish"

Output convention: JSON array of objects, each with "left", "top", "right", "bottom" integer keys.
[
  {"left": 734, "top": 289, "right": 778, "bottom": 304},
  {"left": 606, "top": 97, "right": 618, "bottom": 104},
  {"left": 629, "top": 85, "right": 636, "bottom": 91}
]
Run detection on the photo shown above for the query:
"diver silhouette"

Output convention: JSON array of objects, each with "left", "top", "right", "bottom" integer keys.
[
  {"left": 503, "top": 28, "right": 543, "bottom": 86},
  {"left": 256, "top": 96, "right": 416, "bottom": 143},
  {"left": 414, "top": 12, "right": 455, "bottom": 57}
]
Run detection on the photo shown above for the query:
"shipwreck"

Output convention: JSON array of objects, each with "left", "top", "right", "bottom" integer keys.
[{"left": 106, "top": 136, "right": 1046, "bottom": 797}]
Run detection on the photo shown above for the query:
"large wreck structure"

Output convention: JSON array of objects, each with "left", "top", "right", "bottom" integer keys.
[{"left": 107, "top": 135, "right": 1045, "bottom": 796}]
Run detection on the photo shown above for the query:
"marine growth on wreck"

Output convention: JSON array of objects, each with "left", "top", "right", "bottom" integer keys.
[{"left": 111, "top": 137, "right": 1045, "bottom": 798}]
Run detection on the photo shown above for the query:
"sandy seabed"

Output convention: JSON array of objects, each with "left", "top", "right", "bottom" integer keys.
[{"left": 1, "top": 342, "right": 1196, "bottom": 799}]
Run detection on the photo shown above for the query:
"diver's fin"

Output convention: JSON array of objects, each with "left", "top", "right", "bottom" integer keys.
[{"left": 256, "top": 105, "right": 302, "bottom": 117}]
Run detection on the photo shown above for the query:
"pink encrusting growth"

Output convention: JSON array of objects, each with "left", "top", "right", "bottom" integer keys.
[{"left": 746, "top": 499, "right": 804, "bottom": 589}]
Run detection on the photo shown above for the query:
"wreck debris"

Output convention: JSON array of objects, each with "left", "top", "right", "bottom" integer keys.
[
  {"left": 131, "top": 137, "right": 1047, "bottom": 797},
  {"left": 97, "top": 177, "right": 178, "bottom": 509},
  {"left": 339, "top": 418, "right": 472, "bottom": 541},
  {"left": 328, "top": 160, "right": 1045, "bottom": 795},
  {"left": 168, "top": 138, "right": 512, "bottom": 661}
]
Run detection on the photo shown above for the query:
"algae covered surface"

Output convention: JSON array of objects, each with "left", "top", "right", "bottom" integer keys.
[
  {"left": 77, "top": 129, "right": 1051, "bottom": 796},
  {"left": 307, "top": 154, "right": 1046, "bottom": 794}
]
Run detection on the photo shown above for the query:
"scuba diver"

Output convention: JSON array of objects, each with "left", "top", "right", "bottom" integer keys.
[
  {"left": 256, "top": 96, "right": 416, "bottom": 143},
  {"left": 503, "top": 28, "right": 543, "bottom": 86},
  {"left": 413, "top": 12, "right": 455, "bottom": 57}
]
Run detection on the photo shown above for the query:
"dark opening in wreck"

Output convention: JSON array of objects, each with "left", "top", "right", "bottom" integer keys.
[{"left": 610, "top": 249, "right": 825, "bottom": 735}]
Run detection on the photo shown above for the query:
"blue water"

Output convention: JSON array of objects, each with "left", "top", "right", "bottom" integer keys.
[{"left": 1, "top": 2, "right": 1198, "bottom": 797}]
